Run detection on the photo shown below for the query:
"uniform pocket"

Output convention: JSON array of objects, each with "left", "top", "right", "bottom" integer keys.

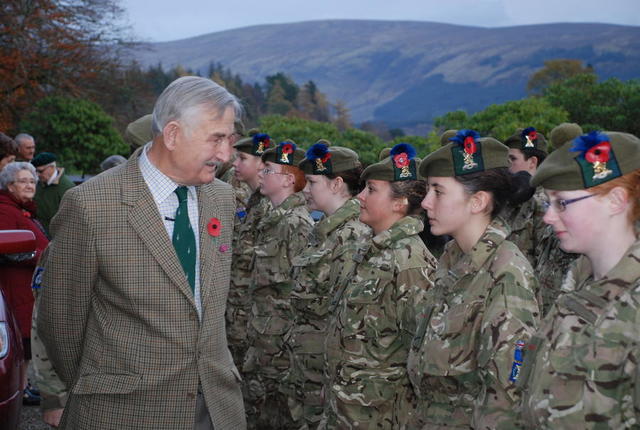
[{"left": 421, "top": 300, "right": 484, "bottom": 376}]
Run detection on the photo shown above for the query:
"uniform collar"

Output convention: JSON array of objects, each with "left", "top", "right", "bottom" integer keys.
[
  {"left": 372, "top": 215, "right": 423, "bottom": 250},
  {"left": 445, "top": 216, "right": 511, "bottom": 272},
  {"left": 315, "top": 198, "right": 362, "bottom": 240}
]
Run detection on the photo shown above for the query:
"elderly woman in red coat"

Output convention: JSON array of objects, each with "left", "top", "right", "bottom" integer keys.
[{"left": 0, "top": 161, "right": 49, "bottom": 403}]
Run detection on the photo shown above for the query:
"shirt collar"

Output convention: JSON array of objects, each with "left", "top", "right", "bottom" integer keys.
[{"left": 139, "top": 143, "right": 195, "bottom": 205}]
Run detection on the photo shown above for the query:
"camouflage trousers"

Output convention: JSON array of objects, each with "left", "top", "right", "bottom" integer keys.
[{"left": 281, "top": 353, "right": 325, "bottom": 429}]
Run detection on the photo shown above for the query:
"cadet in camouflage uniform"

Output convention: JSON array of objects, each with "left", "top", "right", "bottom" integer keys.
[
  {"left": 520, "top": 131, "right": 640, "bottom": 428},
  {"left": 534, "top": 123, "right": 583, "bottom": 316},
  {"left": 408, "top": 130, "right": 540, "bottom": 429},
  {"left": 283, "top": 141, "right": 371, "bottom": 428},
  {"left": 502, "top": 127, "right": 548, "bottom": 267},
  {"left": 321, "top": 143, "right": 437, "bottom": 429},
  {"left": 243, "top": 140, "right": 314, "bottom": 429},
  {"left": 227, "top": 130, "right": 273, "bottom": 368}
]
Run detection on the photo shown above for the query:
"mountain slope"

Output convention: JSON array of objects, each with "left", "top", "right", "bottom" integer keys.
[{"left": 130, "top": 20, "right": 640, "bottom": 126}]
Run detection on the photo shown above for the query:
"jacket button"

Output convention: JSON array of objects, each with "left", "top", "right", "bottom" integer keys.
[
  {"left": 187, "top": 392, "right": 196, "bottom": 399},
  {"left": 189, "top": 312, "right": 197, "bottom": 321}
]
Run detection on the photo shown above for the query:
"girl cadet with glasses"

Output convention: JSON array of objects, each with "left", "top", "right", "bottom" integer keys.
[
  {"left": 519, "top": 131, "right": 640, "bottom": 428},
  {"left": 243, "top": 140, "right": 313, "bottom": 429},
  {"left": 408, "top": 130, "right": 540, "bottom": 429},
  {"left": 321, "top": 143, "right": 437, "bottom": 429}
]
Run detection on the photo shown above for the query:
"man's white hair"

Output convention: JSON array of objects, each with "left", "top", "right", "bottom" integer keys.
[{"left": 151, "top": 76, "right": 242, "bottom": 138}]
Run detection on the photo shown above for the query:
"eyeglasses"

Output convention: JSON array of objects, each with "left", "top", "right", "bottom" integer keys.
[
  {"left": 13, "top": 178, "right": 37, "bottom": 185},
  {"left": 541, "top": 194, "right": 594, "bottom": 212},
  {"left": 261, "top": 168, "right": 288, "bottom": 176}
]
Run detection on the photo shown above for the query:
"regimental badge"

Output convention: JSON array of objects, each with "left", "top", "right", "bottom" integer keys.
[
  {"left": 253, "top": 133, "right": 271, "bottom": 155},
  {"left": 306, "top": 141, "right": 333, "bottom": 174},
  {"left": 450, "top": 129, "right": 484, "bottom": 175},
  {"left": 390, "top": 143, "right": 417, "bottom": 181},
  {"left": 570, "top": 131, "right": 621, "bottom": 187},
  {"left": 522, "top": 127, "right": 537, "bottom": 148},
  {"left": 278, "top": 141, "right": 296, "bottom": 165}
]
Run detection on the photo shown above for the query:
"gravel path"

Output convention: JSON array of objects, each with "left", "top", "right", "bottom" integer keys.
[{"left": 19, "top": 404, "right": 50, "bottom": 429}]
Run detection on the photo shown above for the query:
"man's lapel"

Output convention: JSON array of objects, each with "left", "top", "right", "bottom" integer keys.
[
  {"left": 122, "top": 148, "right": 196, "bottom": 307},
  {"left": 197, "top": 184, "right": 221, "bottom": 308}
]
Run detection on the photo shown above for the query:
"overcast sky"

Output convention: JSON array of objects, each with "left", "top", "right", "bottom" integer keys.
[{"left": 121, "top": 0, "right": 640, "bottom": 42}]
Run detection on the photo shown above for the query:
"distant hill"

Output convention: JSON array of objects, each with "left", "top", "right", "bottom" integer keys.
[{"left": 129, "top": 20, "right": 640, "bottom": 127}]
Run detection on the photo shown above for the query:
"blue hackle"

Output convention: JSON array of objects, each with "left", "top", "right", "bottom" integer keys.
[
  {"left": 449, "top": 129, "right": 481, "bottom": 145},
  {"left": 390, "top": 142, "right": 416, "bottom": 159},
  {"left": 570, "top": 131, "right": 609, "bottom": 154},
  {"left": 306, "top": 142, "right": 330, "bottom": 160}
]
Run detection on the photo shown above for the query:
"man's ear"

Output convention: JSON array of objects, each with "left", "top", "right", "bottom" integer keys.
[
  {"left": 162, "top": 121, "right": 180, "bottom": 150},
  {"left": 527, "top": 156, "right": 539, "bottom": 171},
  {"left": 470, "top": 190, "right": 491, "bottom": 215}
]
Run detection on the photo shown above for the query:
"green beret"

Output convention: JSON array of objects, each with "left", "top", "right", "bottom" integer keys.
[
  {"left": 504, "top": 127, "right": 548, "bottom": 154},
  {"left": 419, "top": 130, "right": 509, "bottom": 177},
  {"left": 234, "top": 129, "right": 273, "bottom": 157},
  {"left": 362, "top": 143, "right": 422, "bottom": 182},
  {"left": 299, "top": 140, "right": 360, "bottom": 175},
  {"left": 532, "top": 131, "right": 640, "bottom": 190},
  {"left": 261, "top": 140, "right": 306, "bottom": 167},
  {"left": 125, "top": 114, "right": 153, "bottom": 149},
  {"left": 378, "top": 147, "right": 391, "bottom": 161},
  {"left": 440, "top": 129, "right": 458, "bottom": 146},
  {"left": 549, "top": 123, "right": 583, "bottom": 151},
  {"left": 31, "top": 152, "right": 56, "bottom": 167}
]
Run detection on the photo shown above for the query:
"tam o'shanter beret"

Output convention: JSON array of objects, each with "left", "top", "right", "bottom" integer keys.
[
  {"left": 378, "top": 147, "right": 391, "bottom": 161},
  {"left": 419, "top": 129, "right": 509, "bottom": 178},
  {"left": 234, "top": 129, "right": 273, "bottom": 157},
  {"left": 504, "top": 127, "right": 548, "bottom": 154},
  {"left": 298, "top": 140, "right": 360, "bottom": 175},
  {"left": 532, "top": 131, "right": 640, "bottom": 190},
  {"left": 549, "top": 122, "right": 583, "bottom": 151},
  {"left": 440, "top": 129, "right": 458, "bottom": 147},
  {"left": 261, "top": 140, "right": 306, "bottom": 166},
  {"left": 361, "top": 143, "right": 421, "bottom": 182},
  {"left": 31, "top": 152, "right": 56, "bottom": 167},
  {"left": 125, "top": 114, "right": 153, "bottom": 149}
]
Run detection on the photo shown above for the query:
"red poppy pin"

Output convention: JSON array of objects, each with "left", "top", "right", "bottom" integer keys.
[
  {"left": 207, "top": 217, "right": 221, "bottom": 237},
  {"left": 393, "top": 152, "right": 409, "bottom": 169}
]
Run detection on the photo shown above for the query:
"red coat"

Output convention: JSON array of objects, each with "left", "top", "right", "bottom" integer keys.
[{"left": 0, "top": 190, "right": 49, "bottom": 338}]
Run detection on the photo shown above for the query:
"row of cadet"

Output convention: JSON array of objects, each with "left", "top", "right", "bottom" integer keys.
[{"left": 224, "top": 124, "right": 640, "bottom": 429}]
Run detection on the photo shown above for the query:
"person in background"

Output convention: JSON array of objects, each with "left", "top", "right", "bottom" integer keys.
[
  {"left": 0, "top": 162, "right": 49, "bottom": 406},
  {"left": 521, "top": 131, "right": 640, "bottom": 428},
  {"left": 227, "top": 130, "right": 272, "bottom": 368},
  {"left": 124, "top": 114, "right": 152, "bottom": 154},
  {"left": 243, "top": 140, "right": 313, "bottom": 429},
  {"left": 322, "top": 143, "right": 436, "bottom": 429},
  {"left": 502, "top": 127, "right": 548, "bottom": 267},
  {"left": 15, "top": 133, "right": 36, "bottom": 162},
  {"left": 284, "top": 140, "right": 371, "bottom": 428},
  {"left": 0, "top": 132, "right": 18, "bottom": 170},
  {"left": 31, "top": 152, "right": 75, "bottom": 235},
  {"left": 36, "top": 76, "right": 246, "bottom": 429},
  {"left": 100, "top": 154, "right": 127, "bottom": 171},
  {"left": 533, "top": 123, "right": 583, "bottom": 316},
  {"left": 408, "top": 130, "right": 540, "bottom": 429}
]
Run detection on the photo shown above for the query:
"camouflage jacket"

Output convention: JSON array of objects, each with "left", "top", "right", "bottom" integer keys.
[
  {"left": 521, "top": 238, "right": 640, "bottom": 429},
  {"left": 244, "top": 192, "right": 313, "bottom": 376},
  {"left": 322, "top": 216, "right": 436, "bottom": 429},
  {"left": 534, "top": 222, "right": 579, "bottom": 317},
  {"left": 503, "top": 186, "right": 546, "bottom": 269},
  {"left": 407, "top": 216, "right": 540, "bottom": 429}
]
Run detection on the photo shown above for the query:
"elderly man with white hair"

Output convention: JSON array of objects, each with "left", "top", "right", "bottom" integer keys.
[
  {"left": 37, "top": 76, "right": 246, "bottom": 429},
  {"left": 31, "top": 152, "right": 75, "bottom": 235}
]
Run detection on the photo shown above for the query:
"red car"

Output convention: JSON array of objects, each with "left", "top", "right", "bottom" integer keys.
[{"left": 0, "top": 230, "right": 35, "bottom": 430}]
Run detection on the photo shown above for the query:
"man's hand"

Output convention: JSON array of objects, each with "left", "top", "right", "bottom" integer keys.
[{"left": 43, "top": 408, "right": 64, "bottom": 427}]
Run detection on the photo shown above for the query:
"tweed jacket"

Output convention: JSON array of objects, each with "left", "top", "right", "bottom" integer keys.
[{"left": 37, "top": 149, "right": 246, "bottom": 429}]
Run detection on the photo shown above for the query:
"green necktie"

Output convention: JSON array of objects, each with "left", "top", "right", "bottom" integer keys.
[{"left": 172, "top": 186, "right": 196, "bottom": 292}]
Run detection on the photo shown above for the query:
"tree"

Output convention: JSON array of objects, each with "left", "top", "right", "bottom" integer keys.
[
  {"left": 527, "top": 59, "right": 594, "bottom": 96},
  {"left": 543, "top": 74, "right": 640, "bottom": 135},
  {"left": 0, "top": 0, "right": 131, "bottom": 131},
  {"left": 333, "top": 100, "right": 352, "bottom": 132},
  {"left": 433, "top": 98, "right": 569, "bottom": 142},
  {"left": 20, "top": 96, "right": 128, "bottom": 174}
]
